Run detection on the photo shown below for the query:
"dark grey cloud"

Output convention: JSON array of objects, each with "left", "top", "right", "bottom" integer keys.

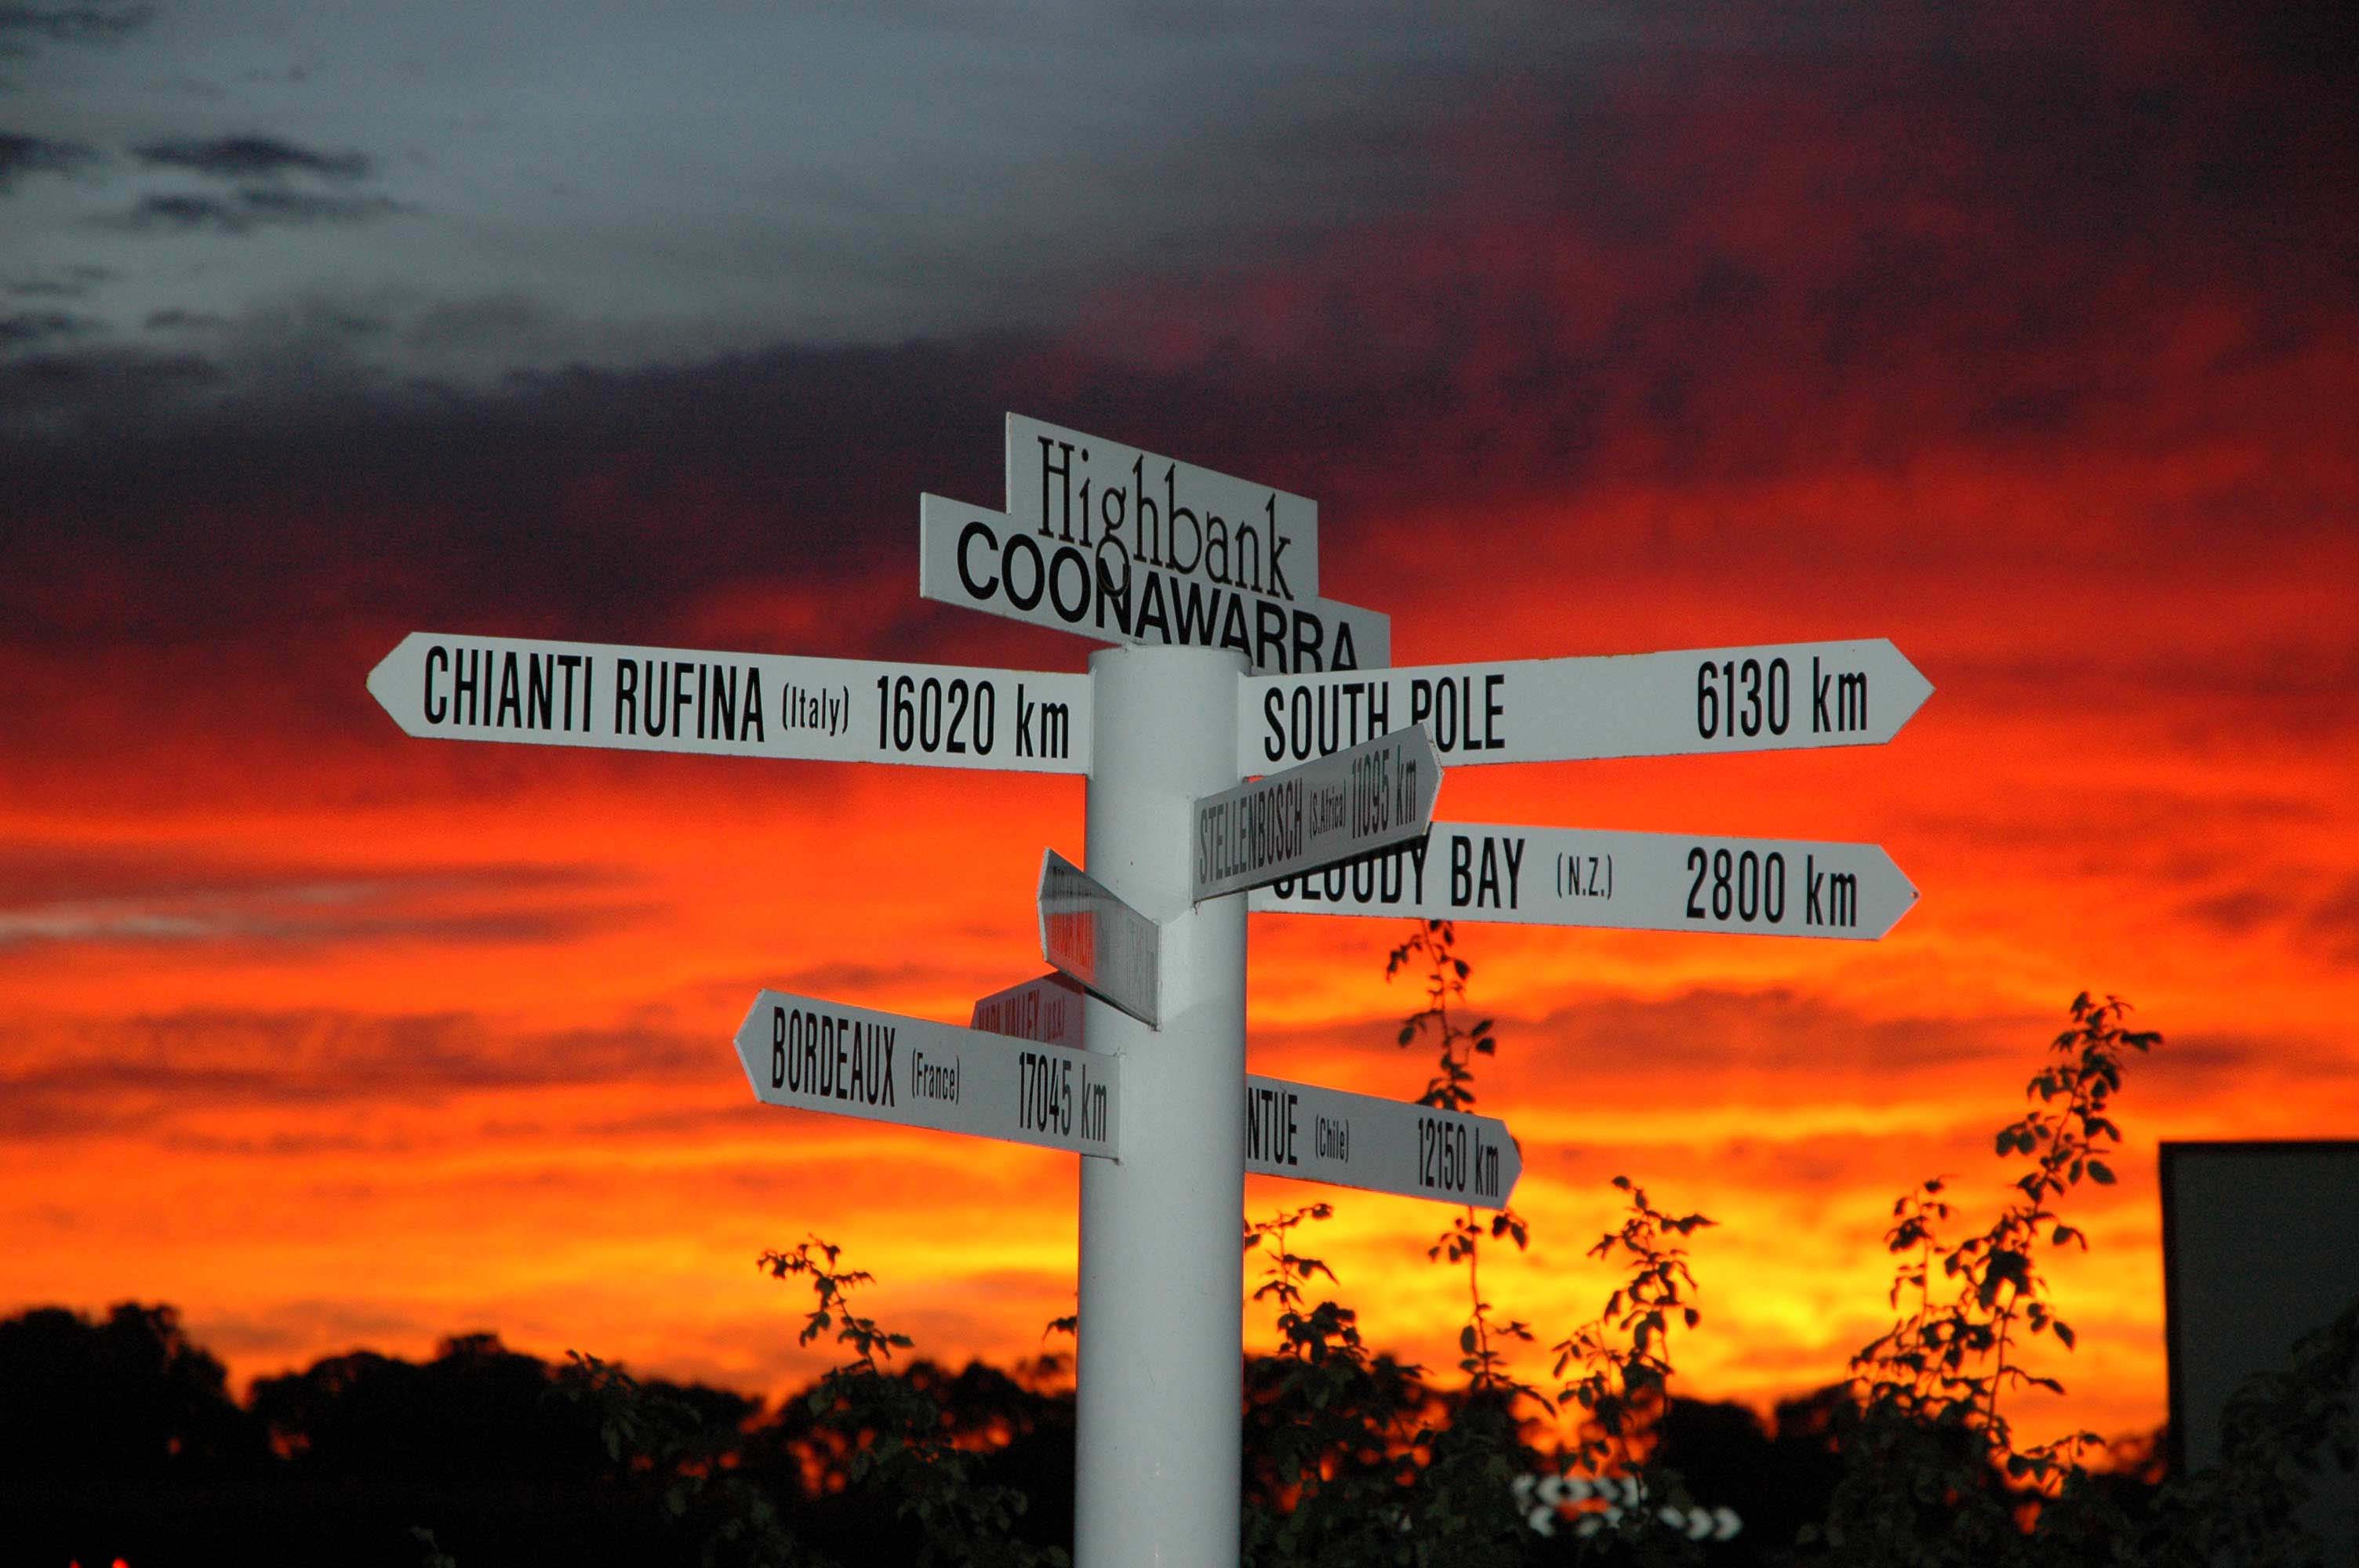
[
  {"left": 133, "top": 134, "right": 369, "bottom": 181},
  {"left": 0, "top": 342, "right": 215, "bottom": 439},
  {"left": 0, "top": 2, "right": 151, "bottom": 53},
  {"left": 0, "top": 129, "right": 93, "bottom": 186},
  {"left": 143, "top": 307, "right": 225, "bottom": 330},
  {"left": 2179, "top": 889, "right": 2292, "bottom": 938},
  {"left": 0, "top": 308, "right": 98, "bottom": 344},
  {"left": 107, "top": 186, "right": 403, "bottom": 234},
  {"left": 0, "top": 1004, "right": 722, "bottom": 1139},
  {"left": 5, "top": 263, "right": 111, "bottom": 297},
  {"left": 0, "top": 332, "right": 1025, "bottom": 654}
]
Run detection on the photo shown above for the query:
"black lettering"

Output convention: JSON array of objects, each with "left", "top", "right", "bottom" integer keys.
[
  {"left": 423, "top": 644, "right": 449, "bottom": 724},
  {"left": 1038, "top": 437, "right": 1074, "bottom": 540},
  {"left": 1289, "top": 610, "right": 1323, "bottom": 673},
  {"left": 1166, "top": 466, "right": 1200, "bottom": 572},
  {"left": 525, "top": 654, "right": 554, "bottom": 729},
  {"left": 1048, "top": 545, "right": 1090, "bottom": 622},
  {"left": 556, "top": 654, "right": 581, "bottom": 731},
  {"left": 453, "top": 648, "right": 480, "bottom": 724},
  {"left": 957, "top": 518, "right": 1001, "bottom": 598},
  {"left": 495, "top": 652, "right": 522, "bottom": 728},
  {"left": 1265, "top": 496, "right": 1295, "bottom": 599},
  {"left": 1005, "top": 533, "right": 1045, "bottom": 611},
  {"left": 1254, "top": 600, "right": 1285, "bottom": 673},
  {"left": 1133, "top": 456, "right": 1160, "bottom": 564}
]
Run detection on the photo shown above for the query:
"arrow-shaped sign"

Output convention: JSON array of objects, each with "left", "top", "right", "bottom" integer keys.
[
  {"left": 1241, "top": 1073, "right": 1520, "bottom": 1209},
  {"left": 733, "top": 989, "right": 1118, "bottom": 1159},
  {"left": 970, "top": 972, "right": 1521, "bottom": 1207},
  {"left": 1192, "top": 726, "right": 1441, "bottom": 902},
  {"left": 1241, "top": 639, "right": 1932, "bottom": 769},
  {"left": 1039, "top": 851, "right": 1161, "bottom": 1026},
  {"left": 1250, "top": 822, "right": 1916, "bottom": 939},
  {"left": 368, "top": 633, "right": 1091, "bottom": 773}
]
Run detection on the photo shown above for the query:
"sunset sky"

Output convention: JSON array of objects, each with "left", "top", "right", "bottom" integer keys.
[{"left": 5, "top": 2, "right": 2356, "bottom": 1453}]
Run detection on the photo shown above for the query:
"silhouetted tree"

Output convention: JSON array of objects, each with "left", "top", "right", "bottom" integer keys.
[{"left": 0, "top": 1300, "right": 254, "bottom": 1477}]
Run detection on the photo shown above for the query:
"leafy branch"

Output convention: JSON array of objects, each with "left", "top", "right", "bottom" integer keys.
[
  {"left": 1387, "top": 920, "right": 1538, "bottom": 1401},
  {"left": 761, "top": 1237, "right": 1065, "bottom": 1568}
]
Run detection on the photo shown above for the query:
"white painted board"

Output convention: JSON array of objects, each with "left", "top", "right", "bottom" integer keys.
[
  {"left": 732, "top": 989, "right": 1117, "bottom": 1158},
  {"left": 968, "top": 975, "right": 1521, "bottom": 1207},
  {"left": 1193, "top": 726, "right": 1441, "bottom": 902},
  {"left": 1005, "top": 412, "right": 1319, "bottom": 600},
  {"left": 1249, "top": 822, "right": 1917, "bottom": 939},
  {"left": 1244, "top": 1075, "right": 1520, "bottom": 1209},
  {"left": 1039, "top": 850, "right": 1161, "bottom": 1026},
  {"left": 368, "top": 632, "right": 1089, "bottom": 772},
  {"left": 1241, "top": 640, "right": 1932, "bottom": 768},
  {"left": 920, "top": 495, "right": 1388, "bottom": 674}
]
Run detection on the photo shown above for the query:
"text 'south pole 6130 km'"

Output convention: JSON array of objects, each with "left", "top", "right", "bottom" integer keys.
[{"left": 364, "top": 408, "right": 1932, "bottom": 1568}]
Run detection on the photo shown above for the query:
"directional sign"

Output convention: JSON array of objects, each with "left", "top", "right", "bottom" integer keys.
[
  {"left": 1242, "top": 1075, "right": 1520, "bottom": 1209},
  {"left": 1250, "top": 822, "right": 1917, "bottom": 939},
  {"left": 368, "top": 633, "right": 1090, "bottom": 772},
  {"left": 969, "top": 976, "right": 1521, "bottom": 1207},
  {"left": 970, "top": 971, "right": 1084, "bottom": 1049},
  {"left": 1241, "top": 639, "right": 1932, "bottom": 769},
  {"left": 920, "top": 495, "right": 1390, "bottom": 674},
  {"left": 1193, "top": 726, "right": 1441, "bottom": 902},
  {"left": 733, "top": 989, "right": 1118, "bottom": 1158},
  {"left": 1039, "top": 851, "right": 1161, "bottom": 1026},
  {"left": 1007, "top": 413, "right": 1320, "bottom": 600}
]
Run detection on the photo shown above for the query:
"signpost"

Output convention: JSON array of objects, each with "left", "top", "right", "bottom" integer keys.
[
  {"left": 1241, "top": 639, "right": 1932, "bottom": 768},
  {"left": 365, "top": 409, "right": 1932, "bottom": 1568},
  {"left": 367, "top": 632, "right": 1089, "bottom": 772},
  {"left": 1252, "top": 822, "right": 1917, "bottom": 940},
  {"left": 1039, "top": 849, "right": 1162, "bottom": 1026},
  {"left": 1191, "top": 725, "right": 1439, "bottom": 902},
  {"left": 732, "top": 989, "right": 1118, "bottom": 1159}
]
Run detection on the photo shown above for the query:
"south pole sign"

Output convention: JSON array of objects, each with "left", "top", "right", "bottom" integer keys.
[
  {"left": 364, "top": 410, "right": 1931, "bottom": 1568},
  {"left": 1242, "top": 639, "right": 1931, "bottom": 768}
]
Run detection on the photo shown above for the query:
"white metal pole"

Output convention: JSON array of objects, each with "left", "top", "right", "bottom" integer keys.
[{"left": 1074, "top": 643, "right": 1247, "bottom": 1568}]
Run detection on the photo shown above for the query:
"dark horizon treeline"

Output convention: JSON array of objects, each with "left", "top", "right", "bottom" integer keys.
[
  {"left": 2, "top": 1298, "right": 1936, "bottom": 1567},
  {"left": 2, "top": 1300, "right": 1078, "bottom": 1567}
]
